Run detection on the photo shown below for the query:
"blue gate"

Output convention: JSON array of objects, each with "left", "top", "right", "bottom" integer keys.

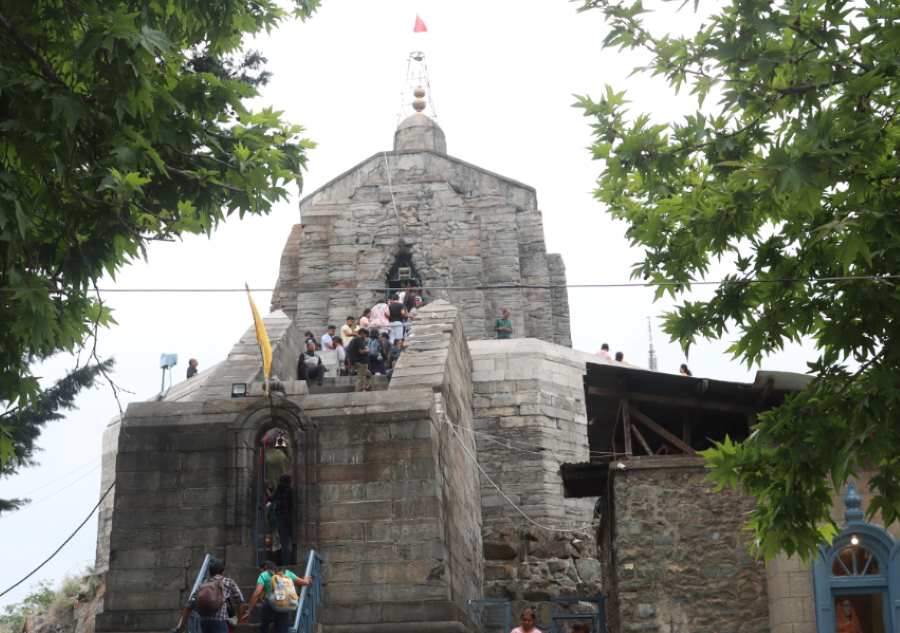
[{"left": 467, "top": 596, "right": 606, "bottom": 633}]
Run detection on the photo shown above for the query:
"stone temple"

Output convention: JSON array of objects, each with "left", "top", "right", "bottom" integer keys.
[{"left": 92, "top": 105, "right": 900, "bottom": 633}]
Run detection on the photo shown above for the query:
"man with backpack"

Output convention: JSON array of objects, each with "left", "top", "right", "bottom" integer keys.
[
  {"left": 176, "top": 557, "right": 244, "bottom": 633},
  {"left": 240, "top": 560, "right": 312, "bottom": 633}
]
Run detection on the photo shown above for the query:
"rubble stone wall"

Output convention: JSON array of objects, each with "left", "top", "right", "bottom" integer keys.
[{"left": 610, "top": 462, "right": 768, "bottom": 633}]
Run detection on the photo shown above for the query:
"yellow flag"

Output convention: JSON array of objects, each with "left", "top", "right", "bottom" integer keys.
[{"left": 245, "top": 284, "right": 272, "bottom": 383}]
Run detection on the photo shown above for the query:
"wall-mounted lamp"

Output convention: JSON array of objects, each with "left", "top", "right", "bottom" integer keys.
[
  {"left": 850, "top": 535, "right": 860, "bottom": 546},
  {"left": 231, "top": 383, "right": 248, "bottom": 398}
]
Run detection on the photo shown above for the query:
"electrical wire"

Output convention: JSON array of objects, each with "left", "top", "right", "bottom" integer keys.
[
  {"left": 19, "top": 464, "right": 102, "bottom": 510},
  {"left": 1, "top": 274, "right": 898, "bottom": 294},
  {"left": 0, "top": 479, "right": 115, "bottom": 598},
  {"left": 18, "top": 457, "right": 102, "bottom": 498},
  {"left": 438, "top": 414, "right": 594, "bottom": 536}
]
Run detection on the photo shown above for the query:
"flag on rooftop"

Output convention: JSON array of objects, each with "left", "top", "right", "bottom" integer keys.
[
  {"left": 414, "top": 14, "right": 427, "bottom": 33},
  {"left": 245, "top": 283, "right": 272, "bottom": 388}
]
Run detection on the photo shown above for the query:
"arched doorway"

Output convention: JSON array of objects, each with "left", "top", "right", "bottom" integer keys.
[
  {"left": 812, "top": 483, "right": 900, "bottom": 633},
  {"left": 230, "top": 399, "right": 314, "bottom": 568},
  {"left": 255, "top": 425, "right": 296, "bottom": 565}
]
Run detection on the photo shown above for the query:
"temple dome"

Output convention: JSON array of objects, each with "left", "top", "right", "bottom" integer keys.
[{"left": 393, "top": 113, "right": 447, "bottom": 153}]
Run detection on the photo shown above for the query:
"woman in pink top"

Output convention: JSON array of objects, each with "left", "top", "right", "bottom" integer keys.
[
  {"left": 511, "top": 609, "right": 541, "bottom": 633},
  {"left": 358, "top": 308, "right": 371, "bottom": 328},
  {"left": 369, "top": 302, "right": 390, "bottom": 332}
]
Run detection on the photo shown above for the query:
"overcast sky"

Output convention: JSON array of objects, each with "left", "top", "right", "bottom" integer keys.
[{"left": 0, "top": 0, "right": 816, "bottom": 607}]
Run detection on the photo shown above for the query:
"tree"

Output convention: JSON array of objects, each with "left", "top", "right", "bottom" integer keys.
[
  {"left": 1, "top": 361, "right": 113, "bottom": 514},
  {"left": 0, "top": 1, "right": 318, "bottom": 462},
  {"left": 577, "top": 0, "right": 899, "bottom": 558}
]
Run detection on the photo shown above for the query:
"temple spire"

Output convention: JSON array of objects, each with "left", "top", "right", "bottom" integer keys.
[{"left": 393, "top": 51, "right": 446, "bottom": 153}]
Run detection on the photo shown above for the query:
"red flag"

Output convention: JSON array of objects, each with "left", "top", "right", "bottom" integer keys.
[{"left": 413, "top": 14, "right": 427, "bottom": 33}]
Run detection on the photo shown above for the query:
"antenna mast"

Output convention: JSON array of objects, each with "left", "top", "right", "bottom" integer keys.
[{"left": 647, "top": 317, "right": 658, "bottom": 371}]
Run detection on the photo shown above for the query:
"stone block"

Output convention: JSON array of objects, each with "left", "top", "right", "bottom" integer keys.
[
  {"left": 484, "top": 541, "right": 518, "bottom": 560},
  {"left": 361, "top": 559, "right": 443, "bottom": 585},
  {"left": 319, "top": 500, "right": 393, "bottom": 522},
  {"left": 96, "top": 609, "right": 179, "bottom": 632},
  {"left": 392, "top": 496, "right": 439, "bottom": 520},
  {"left": 179, "top": 486, "right": 227, "bottom": 509},
  {"left": 109, "top": 527, "right": 162, "bottom": 550},
  {"left": 116, "top": 451, "right": 179, "bottom": 472},
  {"left": 319, "top": 464, "right": 368, "bottom": 484},
  {"left": 107, "top": 567, "right": 185, "bottom": 592},
  {"left": 366, "top": 439, "right": 433, "bottom": 462},
  {"left": 318, "top": 521, "right": 365, "bottom": 543},
  {"left": 173, "top": 431, "right": 228, "bottom": 452},
  {"left": 181, "top": 451, "right": 228, "bottom": 471},
  {"left": 104, "top": 589, "right": 182, "bottom": 611},
  {"left": 366, "top": 519, "right": 440, "bottom": 544}
]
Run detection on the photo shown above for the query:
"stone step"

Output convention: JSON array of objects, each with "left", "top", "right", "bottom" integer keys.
[{"left": 306, "top": 375, "right": 390, "bottom": 393}]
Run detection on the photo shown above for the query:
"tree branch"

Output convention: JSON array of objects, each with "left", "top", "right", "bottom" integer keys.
[{"left": 0, "top": 11, "right": 67, "bottom": 88}]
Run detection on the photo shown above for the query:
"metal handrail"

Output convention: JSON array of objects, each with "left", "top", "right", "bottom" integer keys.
[
  {"left": 290, "top": 549, "right": 323, "bottom": 633},
  {"left": 185, "top": 554, "right": 213, "bottom": 606},
  {"left": 175, "top": 553, "right": 212, "bottom": 633}
]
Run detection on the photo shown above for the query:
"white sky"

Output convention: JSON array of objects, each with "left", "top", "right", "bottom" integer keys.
[{"left": 0, "top": 0, "right": 815, "bottom": 608}]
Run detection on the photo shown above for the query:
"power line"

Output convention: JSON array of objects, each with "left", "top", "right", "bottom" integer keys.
[
  {"left": 438, "top": 414, "right": 594, "bottom": 536},
  {"left": 0, "top": 274, "right": 898, "bottom": 294},
  {"left": 20, "top": 464, "right": 102, "bottom": 510},
  {"left": 0, "top": 480, "right": 115, "bottom": 599},
  {"left": 18, "top": 457, "right": 102, "bottom": 498}
]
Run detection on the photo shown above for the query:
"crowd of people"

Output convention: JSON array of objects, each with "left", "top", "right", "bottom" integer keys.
[{"left": 296, "top": 288, "right": 425, "bottom": 391}]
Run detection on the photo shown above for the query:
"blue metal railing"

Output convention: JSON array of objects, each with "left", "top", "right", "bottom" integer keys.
[
  {"left": 467, "top": 596, "right": 606, "bottom": 633},
  {"left": 290, "top": 549, "right": 323, "bottom": 633},
  {"left": 548, "top": 596, "right": 606, "bottom": 633},
  {"left": 467, "top": 599, "right": 512, "bottom": 633}
]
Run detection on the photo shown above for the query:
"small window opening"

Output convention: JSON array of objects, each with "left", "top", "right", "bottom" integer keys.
[
  {"left": 256, "top": 427, "right": 295, "bottom": 565},
  {"left": 385, "top": 245, "right": 421, "bottom": 301}
]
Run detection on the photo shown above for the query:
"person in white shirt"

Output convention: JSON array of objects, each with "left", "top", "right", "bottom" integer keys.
[
  {"left": 321, "top": 325, "right": 338, "bottom": 351},
  {"left": 596, "top": 343, "right": 611, "bottom": 359}
]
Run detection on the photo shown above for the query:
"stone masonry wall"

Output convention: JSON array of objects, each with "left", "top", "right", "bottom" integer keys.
[
  {"left": 309, "top": 391, "right": 474, "bottom": 629},
  {"left": 97, "top": 304, "right": 485, "bottom": 633},
  {"left": 611, "top": 462, "right": 768, "bottom": 633},
  {"left": 390, "top": 301, "right": 485, "bottom": 614},
  {"left": 275, "top": 146, "right": 571, "bottom": 346},
  {"left": 96, "top": 403, "right": 242, "bottom": 633},
  {"left": 468, "top": 339, "right": 601, "bottom": 609},
  {"left": 547, "top": 254, "right": 571, "bottom": 348},
  {"left": 94, "top": 416, "right": 120, "bottom": 575}
]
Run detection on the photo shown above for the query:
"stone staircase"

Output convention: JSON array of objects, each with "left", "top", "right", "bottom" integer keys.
[{"left": 305, "top": 374, "right": 390, "bottom": 394}]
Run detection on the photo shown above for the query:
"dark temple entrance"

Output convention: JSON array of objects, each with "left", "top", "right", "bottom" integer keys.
[{"left": 255, "top": 426, "right": 296, "bottom": 565}]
